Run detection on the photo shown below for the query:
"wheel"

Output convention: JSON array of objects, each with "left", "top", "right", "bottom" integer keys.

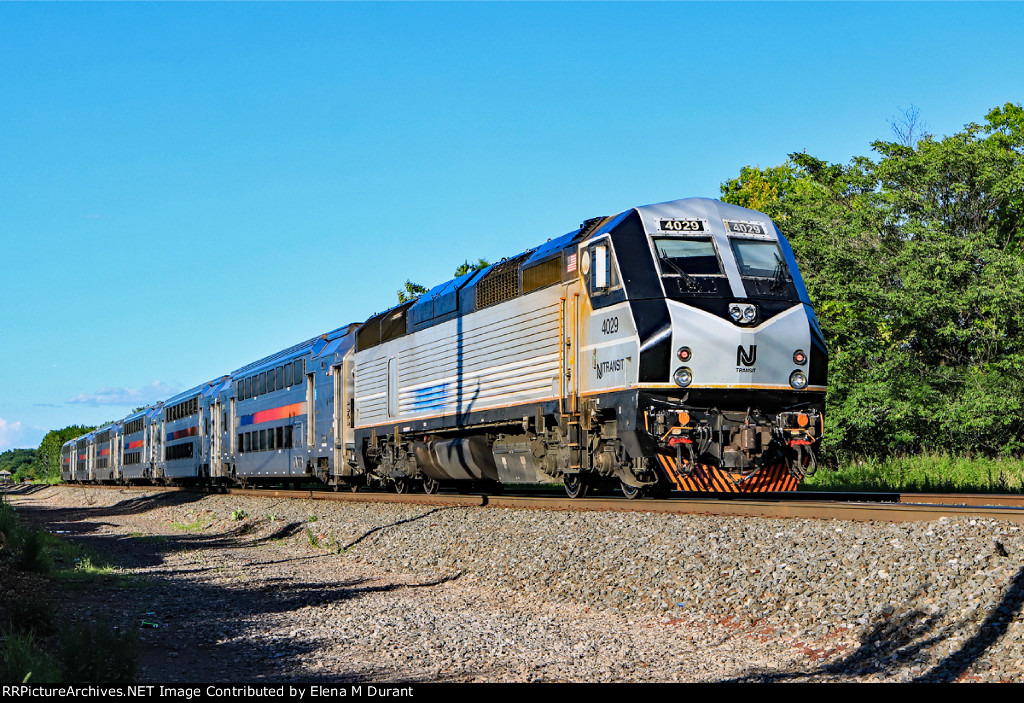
[
  {"left": 422, "top": 476, "right": 440, "bottom": 494},
  {"left": 619, "top": 479, "right": 643, "bottom": 500},
  {"left": 393, "top": 477, "right": 411, "bottom": 494},
  {"left": 648, "top": 480, "right": 672, "bottom": 499},
  {"left": 563, "top": 473, "right": 589, "bottom": 499}
]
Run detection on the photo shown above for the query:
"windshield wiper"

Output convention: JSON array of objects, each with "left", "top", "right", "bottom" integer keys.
[
  {"left": 657, "top": 250, "right": 691, "bottom": 284},
  {"left": 771, "top": 252, "right": 789, "bottom": 291}
]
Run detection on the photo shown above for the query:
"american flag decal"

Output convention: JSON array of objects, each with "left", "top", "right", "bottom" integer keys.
[{"left": 567, "top": 252, "right": 577, "bottom": 273}]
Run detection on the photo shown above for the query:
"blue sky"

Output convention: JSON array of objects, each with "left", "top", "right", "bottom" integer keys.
[{"left": 1, "top": 2, "right": 1022, "bottom": 450}]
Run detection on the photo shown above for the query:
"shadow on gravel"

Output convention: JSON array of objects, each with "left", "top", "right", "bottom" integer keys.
[
  {"left": 726, "top": 561, "right": 1024, "bottom": 683},
  {"left": 17, "top": 485, "right": 207, "bottom": 520},
  {"left": 255, "top": 521, "right": 306, "bottom": 543},
  {"left": 912, "top": 563, "right": 1024, "bottom": 682},
  {"left": 342, "top": 507, "right": 450, "bottom": 550},
  {"left": 2, "top": 484, "right": 53, "bottom": 497},
  {"left": 11, "top": 492, "right": 466, "bottom": 682}
]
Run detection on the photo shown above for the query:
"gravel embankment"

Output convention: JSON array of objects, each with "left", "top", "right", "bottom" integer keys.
[{"left": 8, "top": 484, "right": 1024, "bottom": 682}]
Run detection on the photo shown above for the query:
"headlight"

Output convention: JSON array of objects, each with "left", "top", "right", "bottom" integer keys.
[
  {"left": 789, "top": 370, "right": 807, "bottom": 389},
  {"left": 793, "top": 349, "right": 807, "bottom": 365},
  {"left": 673, "top": 367, "right": 693, "bottom": 387},
  {"left": 729, "top": 302, "right": 757, "bottom": 325}
]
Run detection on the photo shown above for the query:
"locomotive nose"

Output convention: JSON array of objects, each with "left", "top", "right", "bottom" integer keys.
[{"left": 667, "top": 301, "right": 814, "bottom": 390}]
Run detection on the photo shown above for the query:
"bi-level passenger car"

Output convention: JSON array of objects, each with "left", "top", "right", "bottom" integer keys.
[{"left": 67, "top": 197, "right": 826, "bottom": 496}]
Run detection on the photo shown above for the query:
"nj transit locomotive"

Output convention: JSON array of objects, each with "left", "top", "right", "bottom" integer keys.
[{"left": 62, "top": 198, "right": 826, "bottom": 497}]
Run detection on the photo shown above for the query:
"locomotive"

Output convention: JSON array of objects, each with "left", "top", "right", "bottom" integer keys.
[{"left": 62, "top": 197, "right": 826, "bottom": 497}]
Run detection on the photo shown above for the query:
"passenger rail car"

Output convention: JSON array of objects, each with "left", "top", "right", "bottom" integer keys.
[{"left": 66, "top": 197, "right": 826, "bottom": 497}]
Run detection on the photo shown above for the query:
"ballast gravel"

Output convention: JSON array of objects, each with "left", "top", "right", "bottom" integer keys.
[{"left": 10, "top": 484, "right": 1024, "bottom": 682}]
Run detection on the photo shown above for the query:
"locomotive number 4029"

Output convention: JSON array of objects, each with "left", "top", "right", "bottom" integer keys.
[
  {"left": 724, "top": 220, "right": 767, "bottom": 235},
  {"left": 659, "top": 218, "right": 705, "bottom": 232},
  {"left": 600, "top": 316, "right": 620, "bottom": 335}
]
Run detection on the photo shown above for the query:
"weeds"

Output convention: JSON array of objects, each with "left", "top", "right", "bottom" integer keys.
[
  {"left": 17, "top": 529, "right": 51, "bottom": 574},
  {"left": 0, "top": 499, "right": 140, "bottom": 684},
  {"left": 308, "top": 514, "right": 318, "bottom": 523},
  {"left": 58, "top": 557, "right": 130, "bottom": 588},
  {"left": 231, "top": 509, "right": 249, "bottom": 521},
  {"left": 4, "top": 597, "right": 55, "bottom": 637},
  {"left": 59, "top": 617, "right": 139, "bottom": 683},
  {"left": 0, "top": 628, "right": 61, "bottom": 684},
  {"left": 0, "top": 500, "right": 18, "bottom": 552},
  {"left": 171, "top": 513, "right": 213, "bottom": 532},
  {"left": 129, "top": 534, "right": 168, "bottom": 544},
  {"left": 806, "top": 453, "right": 1024, "bottom": 493},
  {"left": 305, "top": 527, "right": 320, "bottom": 548}
]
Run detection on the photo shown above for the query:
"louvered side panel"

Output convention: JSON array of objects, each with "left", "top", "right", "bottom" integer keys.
[
  {"left": 353, "top": 356, "right": 389, "bottom": 427},
  {"left": 396, "top": 294, "right": 562, "bottom": 421}
]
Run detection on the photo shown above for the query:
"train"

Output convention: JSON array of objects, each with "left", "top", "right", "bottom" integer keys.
[{"left": 62, "top": 197, "right": 827, "bottom": 497}]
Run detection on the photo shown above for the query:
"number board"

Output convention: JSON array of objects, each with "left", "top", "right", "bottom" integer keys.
[
  {"left": 723, "top": 220, "right": 769, "bottom": 236},
  {"left": 658, "top": 218, "right": 706, "bottom": 233}
]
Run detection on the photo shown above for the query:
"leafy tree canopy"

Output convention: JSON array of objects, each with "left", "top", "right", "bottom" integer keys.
[
  {"left": 721, "top": 103, "right": 1024, "bottom": 460},
  {"left": 32, "top": 425, "right": 96, "bottom": 482}
]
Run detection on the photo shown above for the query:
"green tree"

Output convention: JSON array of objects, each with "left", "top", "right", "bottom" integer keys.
[
  {"left": 34, "top": 426, "right": 96, "bottom": 482},
  {"left": 396, "top": 280, "right": 428, "bottom": 304},
  {"left": 453, "top": 258, "right": 490, "bottom": 277},
  {"left": 0, "top": 449, "right": 36, "bottom": 481},
  {"left": 721, "top": 103, "right": 1024, "bottom": 460}
]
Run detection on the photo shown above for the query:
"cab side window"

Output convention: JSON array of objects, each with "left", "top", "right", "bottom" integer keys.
[{"left": 581, "top": 238, "right": 624, "bottom": 306}]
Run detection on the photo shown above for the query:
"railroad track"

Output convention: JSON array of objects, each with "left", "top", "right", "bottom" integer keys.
[{"left": 30, "top": 483, "right": 1024, "bottom": 525}]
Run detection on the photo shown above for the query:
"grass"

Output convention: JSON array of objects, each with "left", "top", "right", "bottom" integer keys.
[
  {"left": 43, "top": 532, "right": 147, "bottom": 589},
  {"left": 0, "top": 500, "right": 18, "bottom": 551},
  {"left": 0, "top": 628, "right": 62, "bottom": 683},
  {"left": 58, "top": 617, "right": 139, "bottom": 683},
  {"left": 57, "top": 556, "right": 147, "bottom": 589},
  {"left": 128, "top": 533, "right": 168, "bottom": 543},
  {"left": 805, "top": 453, "right": 1024, "bottom": 493},
  {"left": 4, "top": 597, "right": 55, "bottom": 637},
  {"left": 0, "top": 498, "right": 140, "bottom": 683},
  {"left": 2, "top": 615, "right": 141, "bottom": 683},
  {"left": 171, "top": 513, "right": 214, "bottom": 532},
  {"left": 0, "top": 498, "right": 144, "bottom": 588},
  {"left": 17, "top": 529, "right": 52, "bottom": 573}
]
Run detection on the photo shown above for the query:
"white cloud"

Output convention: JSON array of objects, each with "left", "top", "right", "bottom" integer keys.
[
  {"left": 66, "top": 381, "right": 180, "bottom": 407},
  {"left": 0, "top": 417, "right": 25, "bottom": 451}
]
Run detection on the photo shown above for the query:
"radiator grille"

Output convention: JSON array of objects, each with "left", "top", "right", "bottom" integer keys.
[
  {"left": 522, "top": 257, "right": 562, "bottom": 294},
  {"left": 476, "top": 254, "right": 529, "bottom": 309}
]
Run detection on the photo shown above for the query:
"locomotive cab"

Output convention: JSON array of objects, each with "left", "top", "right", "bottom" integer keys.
[{"left": 578, "top": 198, "right": 827, "bottom": 489}]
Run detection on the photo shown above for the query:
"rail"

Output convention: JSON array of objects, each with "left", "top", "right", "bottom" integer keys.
[{"left": 20, "top": 483, "right": 1024, "bottom": 524}]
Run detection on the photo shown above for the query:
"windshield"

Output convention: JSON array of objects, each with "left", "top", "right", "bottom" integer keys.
[
  {"left": 653, "top": 237, "right": 723, "bottom": 276},
  {"left": 730, "top": 239, "right": 789, "bottom": 279}
]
